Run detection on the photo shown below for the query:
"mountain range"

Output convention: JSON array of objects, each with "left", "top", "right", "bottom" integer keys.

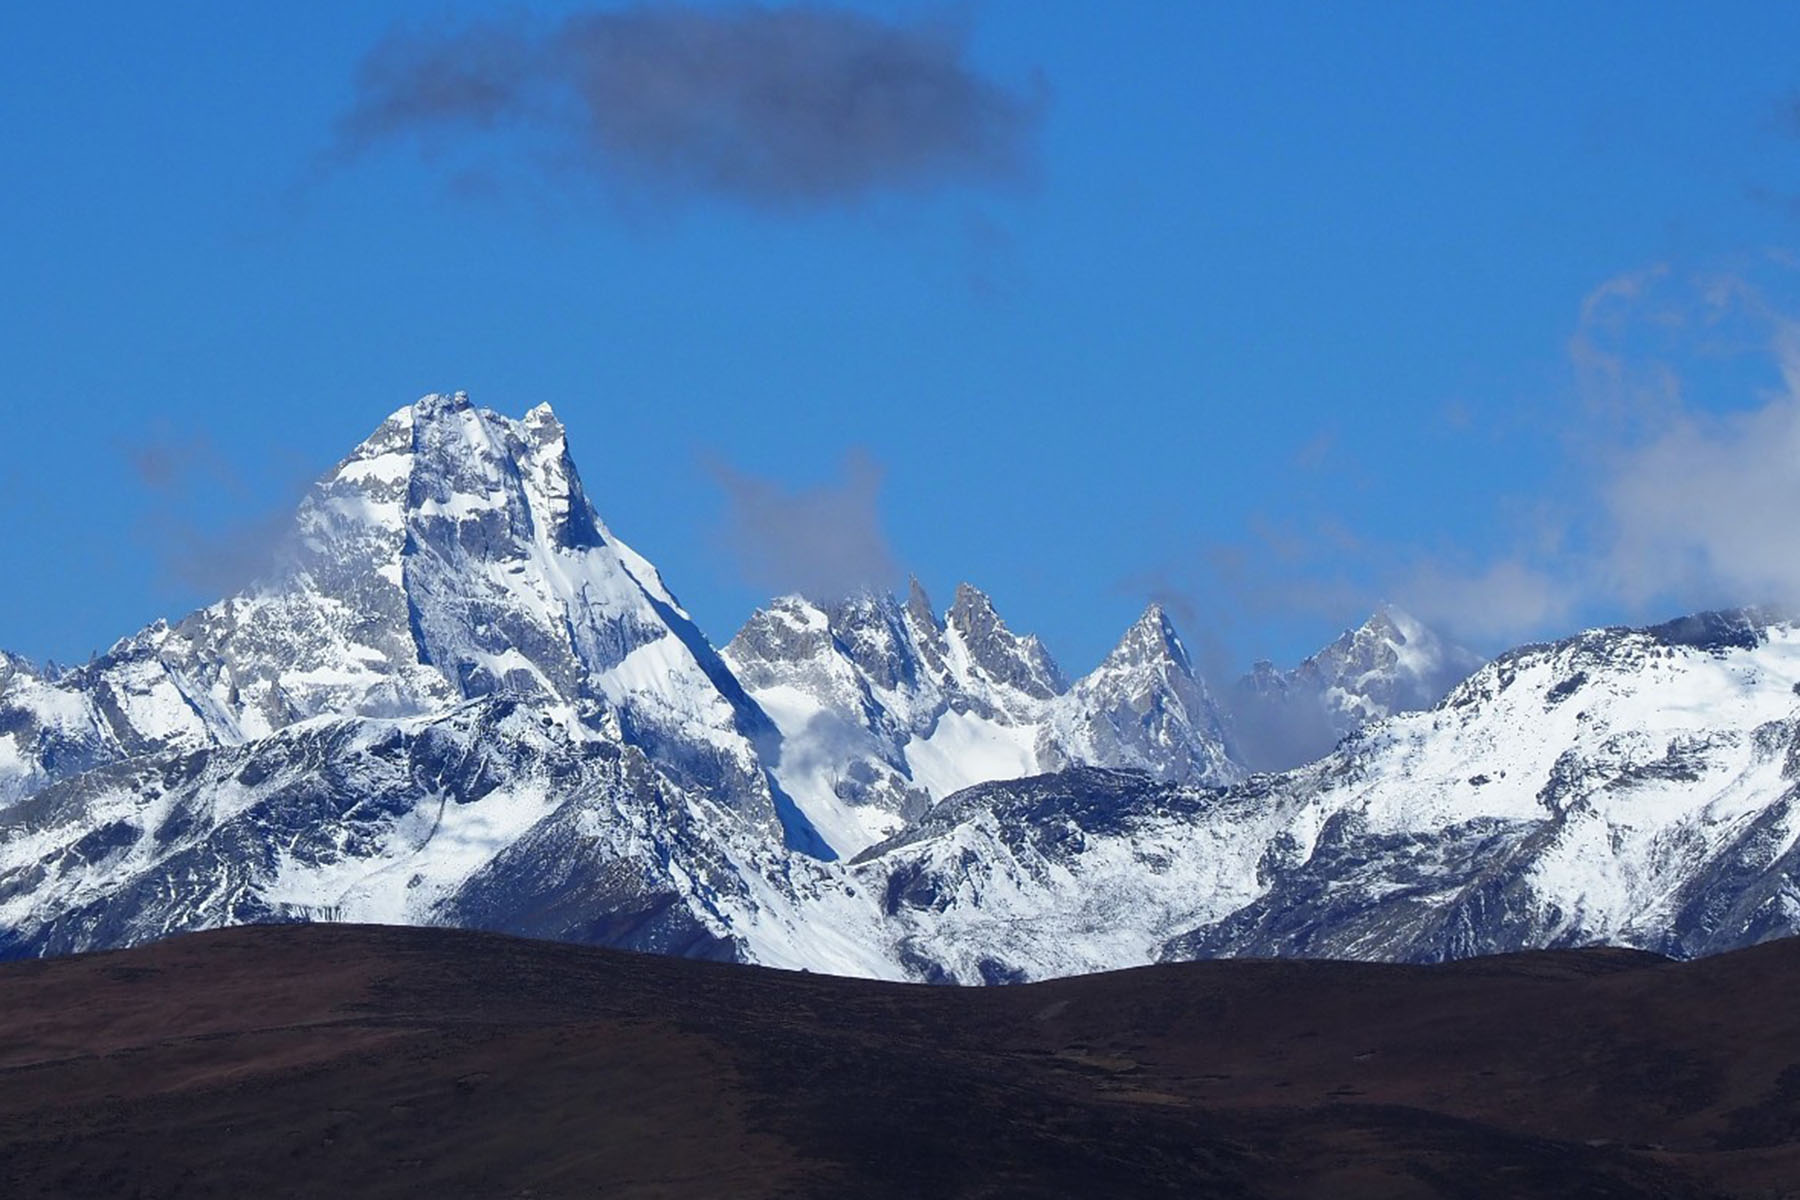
[{"left": 4, "top": 394, "right": 1796, "bottom": 980}]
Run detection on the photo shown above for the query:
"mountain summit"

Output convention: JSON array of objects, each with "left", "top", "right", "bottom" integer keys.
[
  {"left": 2, "top": 395, "right": 801, "bottom": 836},
  {"left": 724, "top": 587, "right": 1240, "bottom": 856},
  {"left": 1036, "top": 604, "right": 1239, "bottom": 785},
  {"left": 1229, "top": 604, "right": 1484, "bottom": 771},
  {"left": 0, "top": 397, "right": 1242, "bottom": 960}
]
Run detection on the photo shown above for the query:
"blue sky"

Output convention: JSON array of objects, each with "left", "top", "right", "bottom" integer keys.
[{"left": 6, "top": 3, "right": 1800, "bottom": 678}]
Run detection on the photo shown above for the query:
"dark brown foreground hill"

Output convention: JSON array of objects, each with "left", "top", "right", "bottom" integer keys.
[{"left": 3, "top": 925, "right": 1800, "bottom": 1198}]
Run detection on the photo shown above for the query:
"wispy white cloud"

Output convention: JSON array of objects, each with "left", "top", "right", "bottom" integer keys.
[
  {"left": 1596, "top": 313, "right": 1800, "bottom": 609},
  {"left": 1400, "top": 558, "right": 1579, "bottom": 645},
  {"left": 1397, "top": 259, "right": 1800, "bottom": 643},
  {"left": 1147, "top": 259, "right": 1800, "bottom": 658}
]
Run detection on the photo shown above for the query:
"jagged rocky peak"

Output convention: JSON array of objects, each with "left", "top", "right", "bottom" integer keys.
[
  {"left": 901, "top": 576, "right": 951, "bottom": 680},
  {"left": 822, "top": 590, "right": 919, "bottom": 695},
  {"left": 725, "top": 581, "right": 1253, "bottom": 858},
  {"left": 229, "top": 392, "right": 658, "bottom": 717},
  {"left": 0, "top": 651, "right": 33, "bottom": 688},
  {"left": 314, "top": 394, "right": 782, "bottom": 811},
  {"left": 946, "top": 582, "right": 1066, "bottom": 703},
  {"left": 1103, "top": 603, "right": 1193, "bottom": 673},
  {"left": 362, "top": 392, "right": 597, "bottom": 557},
  {"left": 722, "top": 579, "right": 1083, "bottom": 859},
  {"left": 1, "top": 395, "right": 790, "bottom": 838},
  {"left": 721, "top": 588, "right": 939, "bottom": 859},
  {"left": 723, "top": 596, "right": 836, "bottom": 690},
  {"left": 1038, "top": 603, "right": 1240, "bottom": 786},
  {"left": 724, "top": 589, "right": 915, "bottom": 699},
  {"left": 905, "top": 576, "right": 940, "bottom": 634},
  {"left": 1228, "top": 604, "right": 1483, "bottom": 773},
  {"left": 1297, "top": 603, "right": 1484, "bottom": 720},
  {"left": 728, "top": 579, "right": 1064, "bottom": 719},
  {"left": 318, "top": 392, "right": 591, "bottom": 534}
]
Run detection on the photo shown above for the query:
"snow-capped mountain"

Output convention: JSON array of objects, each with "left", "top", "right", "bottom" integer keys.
[
  {"left": 722, "top": 581, "right": 1067, "bottom": 855},
  {"left": 5, "top": 394, "right": 1800, "bottom": 984},
  {"left": 1229, "top": 604, "right": 1484, "bottom": 771},
  {"left": 0, "top": 395, "right": 815, "bottom": 841},
  {"left": 1036, "top": 603, "right": 1239, "bottom": 786},
  {"left": 850, "top": 609, "right": 1800, "bottom": 980},
  {"left": 0, "top": 691, "right": 891, "bottom": 975},
  {"left": 723, "top": 587, "right": 1237, "bottom": 856},
  {"left": 0, "top": 394, "right": 1229, "bottom": 963},
  {"left": 0, "top": 653, "right": 107, "bottom": 807},
  {"left": 1185, "top": 609, "right": 1800, "bottom": 962}
]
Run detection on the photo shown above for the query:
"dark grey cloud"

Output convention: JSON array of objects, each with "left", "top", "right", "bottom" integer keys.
[
  {"left": 335, "top": 4, "right": 1046, "bottom": 210},
  {"left": 129, "top": 442, "right": 207, "bottom": 494},
  {"left": 124, "top": 432, "right": 303, "bottom": 599},
  {"left": 1778, "top": 91, "right": 1800, "bottom": 138},
  {"left": 145, "top": 507, "right": 302, "bottom": 599},
  {"left": 1221, "top": 684, "right": 1342, "bottom": 775},
  {"left": 708, "top": 449, "right": 897, "bottom": 601}
]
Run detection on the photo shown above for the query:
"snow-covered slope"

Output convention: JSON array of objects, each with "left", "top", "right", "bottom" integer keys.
[
  {"left": 1229, "top": 604, "right": 1484, "bottom": 771},
  {"left": 842, "top": 767, "right": 1287, "bottom": 983},
  {"left": 0, "top": 654, "right": 115, "bottom": 808},
  {"left": 0, "top": 395, "right": 813, "bottom": 843},
  {"left": 1182, "top": 610, "right": 1800, "bottom": 962},
  {"left": 724, "top": 587, "right": 1238, "bottom": 857},
  {"left": 0, "top": 694, "right": 892, "bottom": 977},
  {"left": 7, "top": 394, "right": 1800, "bottom": 984},
  {"left": 849, "top": 610, "right": 1800, "bottom": 980},
  {"left": 1037, "top": 604, "right": 1240, "bottom": 786}
]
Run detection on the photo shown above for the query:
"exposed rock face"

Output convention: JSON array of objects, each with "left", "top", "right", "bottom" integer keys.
[
  {"left": 1037, "top": 604, "right": 1239, "bottom": 786},
  {"left": 0, "top": 695, "right": 853, "bottom": 968},
  {"left": 0, "top": 396, "right": 841, "bottom": 962},
  {"left": 852, "top": 611, "right": 1800, "bottom": 980},
  {"left": 725, "top": 590, "right": 1238, "bottom": 857},
  {"left": 5, "top": 396, "right": 1800, "bottom": 985},
  {"left": 944, "top": 582, "right": 1065, "bottom": 707},
  {"left": 0, "top": 395, "right": 798, "bottom": 835}
]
